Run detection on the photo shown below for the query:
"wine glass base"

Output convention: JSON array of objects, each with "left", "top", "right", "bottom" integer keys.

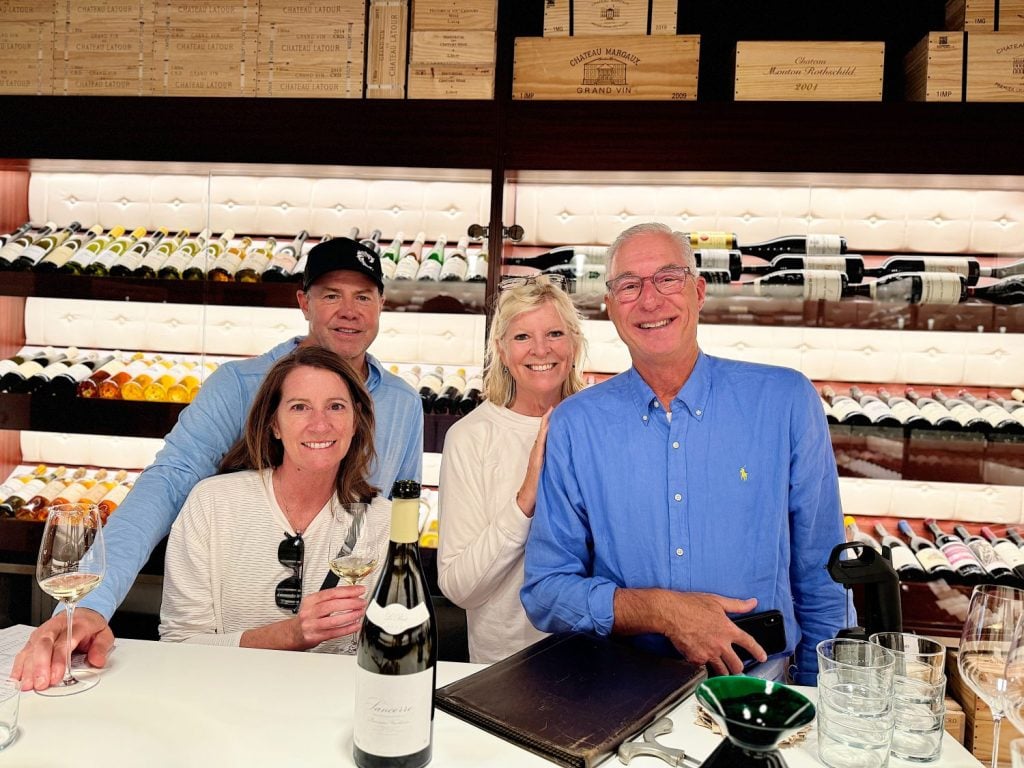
[
  {"left": 36, "top": 668, "right": 100, "bottom": 697},
  {"left": 701, "top": 738, "right": 789, "bottom": 768}
]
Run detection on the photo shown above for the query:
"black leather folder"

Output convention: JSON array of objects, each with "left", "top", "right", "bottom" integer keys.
[{"left": 434, "top": 632, "right": 707, "bottom": 768}]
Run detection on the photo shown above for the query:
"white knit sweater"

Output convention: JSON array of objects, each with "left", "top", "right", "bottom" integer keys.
[
  {"left": 437, "top": 400, "right": 549, "bottom": 663},
  {"left": 159, "top": 468, "right": 390, "bottom": 653}
]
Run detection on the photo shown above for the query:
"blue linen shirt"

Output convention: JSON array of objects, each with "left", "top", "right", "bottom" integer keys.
[
  {"left": 78, "top": 337, "right": 423, "bottom": 620},
  {"left": 520, "top": 351, "right": 847, "bottom": 684}
]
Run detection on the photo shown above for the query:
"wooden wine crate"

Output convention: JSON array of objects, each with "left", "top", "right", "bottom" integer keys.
[
  {"left": 155, "top": 0, "right": 257, "bottom": 26},
  {"left": 409, "top": 30, "right": 495, "bottom": 65},
  {"left": 0, "top": 55, "right": 53, "bottom": 95},
  {"left": 904, "top": 31, "right": 964, "bottom": 101},
  {"left": 57, "top": 20, "right": 155, "bottom": 59},
  {"left": 54, "top": 59, "right": 149, "bottom": 96},
  {"left": 256, "top": 0, "right": 365, "bottom": 25},
  {"left": 366, "top": 0, "right": 409, "bottom": 99},
  {"left": 55, "top": 0, "right": 154, "bottom": 25},
  {"left": 946, "top": 0, "right": 1024, "bottom": 31},
  {"left": 257, "top": 24, "right": 364, "bottom": 98},
  {"left": 945, "top": 695, "right": 966, "bottom": 745},
  {"left": 0, "top": 0, "right": 55, "bottom": 22},
  {"left": 411, "top": 0, "right": 496, "bottom": 31},
  {"left": 543, "top": 0, "right": 678, "bottom": 37},
  {"left": 904, "top": 31, "right": 1024, "bottom": 102},
  {"left": 948, "top": 650, "right": 1024, "bottom": 765},
  {"left": 734, "top": 41, "right": 885, "bottom": 101},
  {"left": 406, "top": 63, "right": 493, "bottom": 98},
  {"left": 151, "top": 57, "right": 255, "bottom": 97},
  {"left": 0, "top": 21, "right": 53, "bottom": 59},
  {"left": 512, "top": 34, "right": 700, "bottom": 101},
  {"left": 153, "top": 23, "right": 257, "bottom": 64}
]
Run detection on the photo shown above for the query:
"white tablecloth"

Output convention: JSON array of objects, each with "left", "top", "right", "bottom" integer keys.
[{"left": 5, "top": 636, "right": 983, "bottom": 767}]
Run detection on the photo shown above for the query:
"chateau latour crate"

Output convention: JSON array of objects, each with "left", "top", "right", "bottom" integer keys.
[
  {"left": 366, "top": 0, "right": 409, "bottom": 98},
  {"left": 411, "top": 0, "right": 496, "bottom": 31},
  {"left": 0, "top": 21, "right": 53, "bottom": 94},
  {"left": 904, "top": 30, "right": 1024, "bottom": 102},
  {"left": 512, "top": 35, "right": 700, "bottom": 101},
  {"left": 946, "top": 0, "right": 1024, "bottom": 31},
  {"left": 543, "top": 0, "right": 677, "bottom": 36},
  {"left": 734, "top": 41, "right": 885, "bottom": 101}
]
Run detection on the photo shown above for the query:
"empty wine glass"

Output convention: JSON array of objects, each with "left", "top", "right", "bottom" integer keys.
[
  {"left": 327, "top": 503, "right": 385, "bottom": 587},
  {"left": 1002, "top": 612, "right": 1024, "bottom": 739},
  {"left": 35, "top": 502, "right": 106, "bottom": 696},
  {"left": 958, "top": 584, "right": 1024, "bottom": 768}
]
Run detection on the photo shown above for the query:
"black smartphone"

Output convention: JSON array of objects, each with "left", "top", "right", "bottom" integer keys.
[{"left": 732, "top": 609, "right": 787, "bottom": 668}]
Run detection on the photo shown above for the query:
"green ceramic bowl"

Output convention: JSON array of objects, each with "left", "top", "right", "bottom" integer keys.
[{"left": 695, "top": 676, "right": 815, "bottom": 751}]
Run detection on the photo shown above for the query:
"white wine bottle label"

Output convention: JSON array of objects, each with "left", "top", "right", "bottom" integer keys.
[
  {"left": 40, "top": 244, "right": 78, "bottom": 269},
  {"left": 801, "top": 271, "right": 845, "bottom": 301},
  {"left": 92, "top": 245, "right": 126, "bottom": 271},
  {"left": 917, "top": 273, "right": 965, "bottom": 304},
  {"left": 100, "top": 483, "right": 131, "bottom": 508},
  {"left": 860, "top": 400, "right": 894, "bottom": 423},
  {"left": 966, "top": 540, "right": 1012, "bottom": 573},
  {"left": 915, "top": 547, "right": 951, "bottom": 574},
  {"left": 919, "top": 257, "right": 969, "bottom": 276},
  {"left": 888, "top": 399, "right": 923, "bottom": 424},
  {"left": 821, "top": 399, "right": 835, "bottom": 420},
  {"left": 16, "top": 244, "right": 47, "bottom": 265},
  {"left": 64, "top": 362, "right": 94, "bottom": 381},
  {"left": 15, "top": 360, "right": 44, "bottom": 378},
  {"left": 806, "top": 234, "right": 843, "bottom": 255},
  {"left": 365, "top": 601, "right": 430, "bottom": 635},
  {"left": 0, "top": 359, "right": 19, "bottom": 375},
  {"left": 139, "top": 246, "right": 172, "bottom": 272},
  {"left": 266, "top": 250, "right": 298, "bottom": 274},
  {"left": 977, "top": 403, "right": 1014, "bottom": 428},
  {"left": 353, "top": 666, "right": 433, "bottom": 757},
  {"left": 467, "top": 252, "right": 488, "bottom": 281},
  {"left": 697, "top": 249, "right": 731, "bottom": 270},
  {"left": 830, "top": 398, "right": 863, "bottom": 422},
  {"left": 946, "top": 401, "right": 980, "bottom": 427},
  {"left": 802, "top": 256, "right": 846, "bottom": 270},
  {"left": 919, "top": 401, "right": 953, "bottom": 424},
  {"left": 994, "top": 540, "right": 1024, "bottom": 568},
  {"left": 439, "top": 256, "right": 468, "bottom": 281},
  {"left": 393, "top": 255, "right": 419, "bottom": 280},
  {"left": 212, "top": 251, "right": 244, "bottom": 274},
  {"left": 160, "top": 249, "right": 192, "bottom": 274},
  {"left": 889, "top": 546, "right": 919, "bottom": 573},
  {"left": 115, "top": 247, "right": 147, "bottom": 271},
  {"left": 380, "top": 257, "right": 398, "bottom": 280},
  {"left": 416, "top": 259, "right": 442, "bottom": 281}
]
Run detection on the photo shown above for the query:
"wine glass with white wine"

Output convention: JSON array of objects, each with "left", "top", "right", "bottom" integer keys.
[
  {"left": 959, "top": 584, "right": 1024, "bottom": 768},
  {"left": 328, "top": 503, "right": 385, "bottom": 587},
  {"left": 35, "top": 502, "right": 106, "bottom": 696}
]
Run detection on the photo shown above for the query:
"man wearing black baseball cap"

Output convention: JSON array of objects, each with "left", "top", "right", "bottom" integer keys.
[{"left": 15, "top": 234, "right": 424, "bottom": 689}]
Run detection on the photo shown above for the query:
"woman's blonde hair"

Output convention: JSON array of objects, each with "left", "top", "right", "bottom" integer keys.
[{"left": 483, "top": 276, "right": 588, "bottom": 407}]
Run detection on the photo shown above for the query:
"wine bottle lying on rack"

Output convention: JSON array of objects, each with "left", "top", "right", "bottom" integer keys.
[
  {"left": 821, "top": 385, "right": 870, "bottom": 426},
  {"left": 925, "top": 518, "right": 985, "bottom": 584},
  {"left": 848, "top": 386, "right": 901, "bottom": 427},
  {"left": 865, "top": 255, "right": 981, "bottom": 285},
  {"left": 897, "top": 520, "right": 955, "bottom": 581},
  {"left": 982, "top": 258, "right": 1024, "bottom": 279},
  {"left": 0, "top": 222, "right": 55, "bottom": 269},
  {"left": 874, "top": 522, "right": 927, "bottom": 580},
  {"left": 261, "top": 230, "right": 308, "bottom": 282},
  {"left": 693, "top": 249, "right": 742, "bottom": 281},
  {"left": 970, "top": 275, "right": 1024, "bottom": 305},
  {"left": 10, "top": 221, "right": 81, "bottom": 271},
  {"left": 980, "top": 527, "right": 1024, "bottom": 582},
  {"left": 903, "top": 387, "right": 959, "bottom": 431},
  {"left": 501, "top": 244, "right": 607, "bottom": 271},
  {"left": 957, "top": 390, "right": 1024, "bottom": 434},
  {"left": 33, "top": 225, "right": 101, "bottom": 272},
  {"left": 876, "top": 387, "right": 929, "bottom": 428},
  {"left": 739, "top": 269, "right": 848, "bottom": 300},
  {"left": 954, "top": 525, "right": 1020, "bottom": 586},
  {"left": 740, "top": 234, "right": 847, "bottom": 257},
  {"left": 59, "top": 226, "right": 124, "bottom": 275},
  {"left": 850, "top": 272, "right": 967, "bottom": 305},
  {"left": 931, "top": 388, "right": 989, "bottom": 433},
  {"left": 743, "top": 253, "right": 866, "bottom": 283},
  {"left": 0, "top": 222, "right": 31, "bottom": 249}
]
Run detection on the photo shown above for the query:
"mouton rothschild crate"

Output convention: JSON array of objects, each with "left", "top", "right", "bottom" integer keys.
[
  {"left": 734, "top": 40, "right": 885, "bottom": 101},
  {"left": 512, "top": 35, "right": 700, "bottom": 101}
]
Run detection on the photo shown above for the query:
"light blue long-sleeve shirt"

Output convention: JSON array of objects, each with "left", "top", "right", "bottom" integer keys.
[
  {"left": 520, "top": 351, "right": 847, "bottom": 684},
  {"left": 79, "top": 337, "right": 423, "bottom": 620}
]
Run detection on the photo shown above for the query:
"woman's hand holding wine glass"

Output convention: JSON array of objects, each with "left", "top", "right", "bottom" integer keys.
[
  {"left": 958, "top": 584, "right": 1024, "bottom": 768},
  {"left": 35, "top": 502, "right": 106, "bottom": 696}
]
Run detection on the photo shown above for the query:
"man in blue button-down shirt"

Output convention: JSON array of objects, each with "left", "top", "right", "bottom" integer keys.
[{"left": 521, "top": 222, "right": 847, "bottom": 684}]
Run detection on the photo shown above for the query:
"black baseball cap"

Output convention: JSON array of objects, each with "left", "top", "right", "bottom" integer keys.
[{"left": 302, "top": 237, "right": 384, "bottom": 293}]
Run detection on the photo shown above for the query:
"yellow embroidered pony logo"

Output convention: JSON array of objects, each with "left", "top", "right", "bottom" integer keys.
[{"left": 739, "top": 467, "right": 749, "bottom": 481}]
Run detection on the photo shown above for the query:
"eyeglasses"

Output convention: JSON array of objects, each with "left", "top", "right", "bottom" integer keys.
[
  {"left": 498, "top": 273, "right": 570, "bottom": 292},
  {"left": 605, "top": 266, "right": 692, "bottom": 303},
  {"left": 275, "top": 532, "right": 304, "bottom": 614}
]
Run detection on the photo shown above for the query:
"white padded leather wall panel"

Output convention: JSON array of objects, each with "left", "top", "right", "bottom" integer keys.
[
  {"left": 20, "top": 432, "right": 163, "bottom": 471},
  {"left": 838, "top": 478, "right": 1024, "bottom": 525}
]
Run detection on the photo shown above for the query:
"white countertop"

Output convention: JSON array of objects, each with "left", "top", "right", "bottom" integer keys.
[{"left": 5, "top": 635, "right": 982, "bottom": 768}]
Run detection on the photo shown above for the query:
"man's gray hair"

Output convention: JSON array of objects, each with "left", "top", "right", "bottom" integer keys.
[{"left": 606, "top": 222, "right": 696, "bottom": 277}]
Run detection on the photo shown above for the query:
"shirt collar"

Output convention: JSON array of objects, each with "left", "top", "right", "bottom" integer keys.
[
  {"left": 627, "top": 351, "right": 710, "bottom": 425},
  {"left": 365, "top": 353, "right": 383, "bottom": 392}
]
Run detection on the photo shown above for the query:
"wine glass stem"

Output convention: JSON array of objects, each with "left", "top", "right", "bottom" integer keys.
[
  {"left": 992, "top": 713, "right": 1004, "bottom": 768},
  {"left": 60, "top": 601, "right": 76, "bottom": 687}
]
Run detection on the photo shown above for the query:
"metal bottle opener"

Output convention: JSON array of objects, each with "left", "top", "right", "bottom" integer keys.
[{"left": 616, "top": 717, "right": 702, "bottom": 766}]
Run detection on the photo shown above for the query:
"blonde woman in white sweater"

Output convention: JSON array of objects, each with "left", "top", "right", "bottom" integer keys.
[
  {"left": 438, "top": 274, "right": 587, "bottom": 663},
  {"left": 160, "top": 346, "right": 389, "bottom": 653}
]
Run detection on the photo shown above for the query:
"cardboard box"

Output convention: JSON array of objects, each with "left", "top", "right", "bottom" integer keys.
[
  {"left": 903, "top": 31, "right": 1024, "bottom": 102},
  {"left": 513, "top": 34, "right": 700, "bottom": 101},
  {"left": 543, "top": 0, "right": 677, "bottom": 37},
  {"left": 734, "top": 41, "right": 885, "bottom": 101},
  {"left": 366, "top": 0, "right": 409, "bottom": 98},
  {"left": 948, "top": 650, "right": 1024, "bottom": 764},
  {"left": 904, "top": 31, "right": 964, "bottom": 101},
  {"left": 946, "top": 0, "right": 1024, "bottom": 31},
  {"left": 407, "top": 63, "right": 493, "bottom": 98},
  {"left": 411, "top": 0, "right": 495, "bottom": 31}
]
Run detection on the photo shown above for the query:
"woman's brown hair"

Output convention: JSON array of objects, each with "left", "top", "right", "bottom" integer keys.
[{"left": 218, "top": 346, "right": 378, "bottom": 503}]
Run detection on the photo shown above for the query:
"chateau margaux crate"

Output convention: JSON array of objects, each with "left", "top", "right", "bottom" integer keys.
[
  {"left": 734, "top": 41, "right": 885, "bottom": 101},
  {"left": 946, "top": 0, "right": 1024, "bottom": 31},
  {"left": 512, "top": 35, "right": 700, "bottom": 101},
  {"left": 905, "top": 31, "right": 1024, "bottom": 101},
  {"left": 542, "top": 0, "right": 677, "bottom": 37}
]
